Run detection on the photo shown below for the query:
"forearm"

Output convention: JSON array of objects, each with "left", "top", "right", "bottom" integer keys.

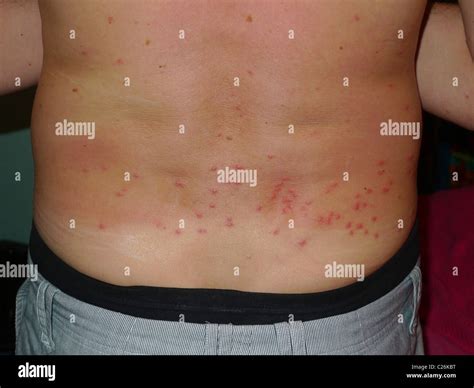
[
  {"left": 459, "top": 0, "right": 474, "bottom": 59},
  {"left": 0, "top": 0, "right": 43, "bottom": 95},
  {"left": 416, "top": 3, "right": 474, "bottom": 130}
]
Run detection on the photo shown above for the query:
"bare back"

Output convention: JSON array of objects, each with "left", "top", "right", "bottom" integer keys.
[{"left": 32, "top": 0, "right": 427, "bottom": 292}]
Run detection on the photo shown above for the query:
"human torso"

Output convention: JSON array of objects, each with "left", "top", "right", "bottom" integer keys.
[{"left": 32, "top": 0, "right": 426, "bottom": 292}]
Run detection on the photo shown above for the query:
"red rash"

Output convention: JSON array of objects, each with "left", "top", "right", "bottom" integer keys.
[
  {"left": 377, "top": 170, "right": 385, "bottom": 176},
  {"left": 115, "top": 187, "right": 128, "bottom": 197},
  {"left": 225, "top": 217, "right": 234, "bottom": 227},
  {"left": 197, "top": 228, "right": 207, "bottom": 234},
  {"left": 194, "top": 211, "right": 204, "bottom": 219},
  {"left": 209, "top": 203, "right": 216, "bottom": 209},
  {"left": 371, "top": 216, "right": 378, "bottom": 222},
  {"left": 297, "top": 239, "right": 308, "bottom": 248},
  {"left": 317, "top": 211, "right": 341, "bottom": 226},
  {"left": 175, "top": 229, "right": 182, "bottom": 235},
  {"left": 272, "top": 228, "right": 280, "bottom": 236},
  {"left": 115, "top": 58, "right": 124, "bottom": 65},
  {"left": 98, "top": 223, "right": 106, "bottom": 230},
  {"left": 353, "top": 201, "right": 367, "bottom": 211},
  {"left": 175, "top": 180, "right": 185, "bottom": 188},
  {"left": 107, "top": 16, "right": 114, "bottom": 24}
]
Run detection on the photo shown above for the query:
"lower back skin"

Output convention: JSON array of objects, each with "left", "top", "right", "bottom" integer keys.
[{"left": 32, "top": 0, "right": 426, "bottom": 292}]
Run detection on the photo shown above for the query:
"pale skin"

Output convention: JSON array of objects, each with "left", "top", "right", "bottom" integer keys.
[{"left": 0, "top": 0, "right": 473, "bottom": 293}]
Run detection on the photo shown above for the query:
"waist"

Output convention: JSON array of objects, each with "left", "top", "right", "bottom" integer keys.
[
  {"left": 33, "top": 169, "right": 418, "bottom": 292},
  {"left": 28, "top": 220, "right": 420, "bottom": 324}
]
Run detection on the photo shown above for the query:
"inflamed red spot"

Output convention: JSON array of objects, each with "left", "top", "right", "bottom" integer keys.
[
  {"left": 298, "top": 239, "right": 307, "bottom": 248},
  {"left": 175, "top": 180, "right": 185, "bottom": 188}
]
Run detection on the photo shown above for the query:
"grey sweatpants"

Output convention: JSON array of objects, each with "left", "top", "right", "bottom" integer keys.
[{"left": 15, "top": 263, "right": 424, "bottom": 355}]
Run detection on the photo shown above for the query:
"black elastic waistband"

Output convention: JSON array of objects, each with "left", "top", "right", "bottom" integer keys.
[{"left": 29, "top": 221, "right": 419, "bottom": 325}]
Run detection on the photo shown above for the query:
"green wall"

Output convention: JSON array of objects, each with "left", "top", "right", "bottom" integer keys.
[{"left": 0, "top": 128, "right": 34, "bottom": 243}]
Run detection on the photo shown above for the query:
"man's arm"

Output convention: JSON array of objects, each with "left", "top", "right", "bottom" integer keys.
[
  {"left": 459, "top": 0, "right": 474, "bottom": 58},
  {"left": 0, "top": 0, "right": 42, "bottom": 95},
  {"left": 416, "top": 3, "right": 474, "bottom": 130}
]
